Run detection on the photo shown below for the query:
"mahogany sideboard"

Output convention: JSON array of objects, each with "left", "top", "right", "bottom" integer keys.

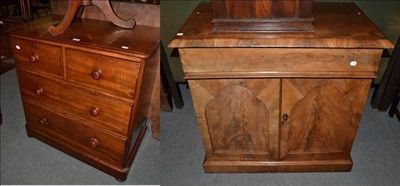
[
  {"left": 169, "top": 2, "right": 393, "bottom": 172},
  {"left": 8, "top": 16, "right": 159, "bottom": 181}
]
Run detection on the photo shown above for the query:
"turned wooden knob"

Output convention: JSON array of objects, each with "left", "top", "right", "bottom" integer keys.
[
  {"left": 89, "top": 138, "right": 99, "bottom": 148},
  {"left": 29, "top": 54, "right": 39, "bottom": 63},
  {"left": 91, "top": 70, "right": 102, "bottom": 80},
  {"left": 90, "top": 107, "right": 100, "bottom": 116},
  {"left": 40, "top": 117, "right": 48, "bottom": 126},
  {"left": 35, "top": 87, "right": 44, "bottom": 96},
  {"left": 282, "top": 114, "right": 289, "bottom": 122}
]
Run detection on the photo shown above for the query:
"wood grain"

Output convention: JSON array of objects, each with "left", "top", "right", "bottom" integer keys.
[
  {"left": 255, "top": 0, "right": 271, "bottom": 19},
  {"left": 10, "top": 15, "right": 159, "bottom": 181},
  {"left": 11, "top": 37, "right": 63, "bottom": 79},
  {"left": 51, "top": 0, "right": 160, "bottom": 28},
  {"left": 18, "top": 70, "right": 132, "bottom": 137},
  {"left": 189, "top": 79, "right": 280, "bottom": 161},
  {"left": 180, "top": 48, "right": 382, "bottom": 79},
  {"left": 280, "top": 79, "right": 371, "bottom": 160},
  {"left": 206, "top": 85, "right": 269, "bottom": 154},
  {"left": 169, "top": 2, "right": 393, "bottom": 49},
  {"left": 66, "top": 48, "right": 140, "bottom": 99},
  {"left": 8, "top": 17, "right": 160, "bottom": 59},
  {"left": 271, "top": 0, "right": 296, "bottom": 18},
  {"left": 24, "top": 101, "right": 126, "bottom": 167},
  {"left": 171, "top": 1, "right": 388, "bottom": 174}
]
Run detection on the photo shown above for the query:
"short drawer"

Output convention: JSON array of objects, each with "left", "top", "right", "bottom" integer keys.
[
  {"left": 24, "top": 102, "right": 126, "bottom": 167},
  {"left": 11, "top": 37, "right": 63, "bottom": 78},
  {"left": 179, "top": 48, "right": 382, "bottom": 78},
  {"left": 18, "top": 70, "right": 132, "bottom": 136},
  {"left": 66, "top": 48, "right": 140, "bottom": 99}
]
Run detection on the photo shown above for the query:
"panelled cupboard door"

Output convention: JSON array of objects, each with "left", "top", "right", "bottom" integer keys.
[
  {"left": 188, "top": 79, "right": 280, "bottom": 161},
  {"left": 280, "top": 79, "right": 371, "bottom": 160}
]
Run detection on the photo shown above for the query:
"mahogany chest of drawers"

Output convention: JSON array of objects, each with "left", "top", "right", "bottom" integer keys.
[
  {"left": 169, "top": 2, "right": 393, "bottom": 173},
  {"left": 8, "top": 17, "right": 159, "bottom": 181}
]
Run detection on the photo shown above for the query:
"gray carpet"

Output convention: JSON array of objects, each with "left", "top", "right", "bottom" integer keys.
[
  {"left": 0, "top": 69, "right": 160, "bottom": 185},
  {"left": 161, "top": 84, "right": 400, "bottom": 186}
]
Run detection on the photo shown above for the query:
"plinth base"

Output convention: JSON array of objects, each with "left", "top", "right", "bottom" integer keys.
[{"left": 203, "top": 158, "right": 353, "bottom": 173}]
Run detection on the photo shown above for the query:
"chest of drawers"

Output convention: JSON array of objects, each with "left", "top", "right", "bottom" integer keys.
[
  {"left": 8, "top": 17, "right": 159, "bottom": 181},
  {"left": 169, "top": 2, "right": 393, "bottom": 172}
]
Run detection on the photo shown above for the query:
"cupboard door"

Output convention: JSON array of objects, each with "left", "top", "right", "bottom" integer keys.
[
  {"left": 188, "top": 79, "right": 280, "bottom": 161},
  {"left": 280, "top": 79, "right": 371, "bottom": 160}
]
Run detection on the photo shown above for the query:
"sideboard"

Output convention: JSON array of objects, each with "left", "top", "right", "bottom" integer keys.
[{"left": 169, "top": 2, "right": 393, "bottom": 172}]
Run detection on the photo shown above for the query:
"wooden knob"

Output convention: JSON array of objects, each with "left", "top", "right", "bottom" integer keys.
[
  {"left": 35, "top": 87, "right": 44, "bottom": 96},
  {"left": 29, "top": 54, "right": 39, "bottom": 63},
  {"left": 91, "top": 70, "right": 102, "bottom": 80},
  {"left": 282, "top": 114, "right": 289, "bottom": 122},
  {"left": 90, "top": 107, "right": 100, "bottom": 116},
  {"left": 89, "top": 138, "right": 99, "bottom": 148},
  {"left": 40, "top": 117, "right": 48, "bottom": 126}
]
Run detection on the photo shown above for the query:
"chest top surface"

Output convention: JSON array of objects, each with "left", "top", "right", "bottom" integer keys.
[
  {"left": 8, "top": 16, "right": 160, "bottom": 59},
  {"left": 169, "top": 2, "right": 393, "bottom": 49}
]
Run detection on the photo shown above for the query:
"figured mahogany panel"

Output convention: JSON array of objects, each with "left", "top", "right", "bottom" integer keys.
[
  {"left": 298, "top": 0, "right": 313, "bottom": 18},
  {"left": 206, "top": 85, "right": 269, "bottom": 154},
  {"left": 255, "top": 0, "right": 271, "bottom": 19},
  {"left": 189, "top": 79, "right": 280, "bottom": 160},
  {"left": 280, "top": 79, "right": 371, "bottom": 160},
  {"left": 271, "top": 0, "right": 296, "bottom": 18}
]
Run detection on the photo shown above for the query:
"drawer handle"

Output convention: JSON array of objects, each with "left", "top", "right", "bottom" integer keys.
[
  {"left": 29, "top": 54, "right": 39, "bottom": 63},
  {"left": 35, "top": 87, "right": 44, "bottom": 96},
  {"left": 39, "top": 117, "right": 48, "bottom": 126},
  {"left": 91, "top": 70, "right": 102, "bottom": 80},
  {"left": 89, "top": 138, "right": 99, "bottom": 148},
  {"left": 90, "top": 107, "right": 100, "bottom": 116}
]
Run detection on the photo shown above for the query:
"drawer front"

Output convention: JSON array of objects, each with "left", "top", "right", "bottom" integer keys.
[
  {"left": 11, "top": 37, "right": 63, "bottom": 78},
  {"left": 179, "top": 48, "right": 382, "bottom": 78},
  {"left": 24, "top": 102, "right": 126, "bottom": 167},
  {"left": 18, "top": 70, "right": 132, "bottom": 136},
  {"left": 66, "top": 48, "right": 140, "bottom": 99}
]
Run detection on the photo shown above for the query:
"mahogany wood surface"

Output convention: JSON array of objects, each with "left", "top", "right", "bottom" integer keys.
[
  {"left": 170, "top": 2, "right": 392, "bottom": 173},
  {"left": 189, "top": 79, "right": 280, "bottom": 161},
  {"left": 66, "top": 48, "right": 140, "bottom": 100},
  {"left": 179, "top": 48, "right": 382, "bottom": 79},
  {"left": 11, "top": 37, "right": 63, "bottom": 79},
  {"left": 9, "top": 16, "right": 159, "bottom": 181},
  {"left": 51, "top": 0, "right": 160, "bottom": 28},
  {"left": 24, "top": 101, "right": 126, "bottom": 167},
  {"left": 169, "top": 2, "right": 393, "bottom": 49},
  {"left": 18, "top": 70, "right": 132, "bottom": 137},
  {"left": 8, "top": 17, "right": 160, "bottom": 59},
  {"left": 48, "top": 0, "right": 135, "bottom": 36},
  {"left": 280, "top": 79, "right": 371, "bottom": 160},
  {"left": 211, "top": 0, "right": 314, "bottom": 33}
]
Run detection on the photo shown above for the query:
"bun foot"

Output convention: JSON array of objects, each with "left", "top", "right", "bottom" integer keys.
[{"left": 116, "top": 177, "right": 127, "bottom": 182}]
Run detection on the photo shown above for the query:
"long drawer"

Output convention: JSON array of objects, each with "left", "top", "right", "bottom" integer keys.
[
  {"left": 24, "top": 102, "right": 126, "bottom": 167},
  {"left": 66, "top": 48, "right": 140, "bottom": 100},
  {"left": 179, "top": 48, "right": 382, "bottom": 78},
  {"left": 18, "top": 70, "right": 132, "bottom": 136},
  {"left": 11, "top": 37, "right": 63, "bottom": 79}
]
